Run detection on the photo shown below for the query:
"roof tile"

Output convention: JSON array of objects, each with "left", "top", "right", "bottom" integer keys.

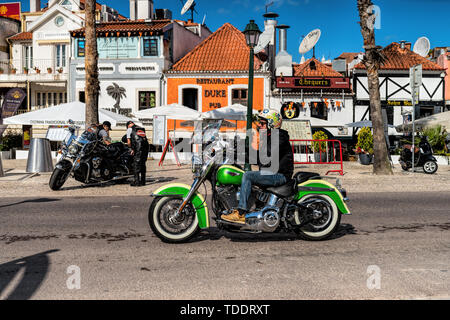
[
  {"left": 293, "top": 57, "right": 344, "bottom": 77},
  {"left": 8, "top": 32, "right": 33, "bottom": 41},
  {"left": 171, "top": 23, "right": 263, "bottom": 72}
]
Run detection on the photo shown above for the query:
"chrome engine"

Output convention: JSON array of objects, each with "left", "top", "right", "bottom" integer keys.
[{"left": 242, "top": 194, "right": 281, "bottom": 233}]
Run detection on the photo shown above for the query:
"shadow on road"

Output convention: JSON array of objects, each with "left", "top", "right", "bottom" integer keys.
[
  {"left": 0, "top": 198, "right": 61, "bottom": 209},
  {"left": 0, "top": 249, "right": 60, "bottom": 300},
  {"left": 59, "top": 177, "right": 177, "bottom": 191},
  {"left": 190, "top": 223, "right": 357, "bottom": 243}
]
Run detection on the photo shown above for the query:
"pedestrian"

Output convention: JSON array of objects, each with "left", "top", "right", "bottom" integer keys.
[
  {"left": 126, "top": 120, "right": 149, "bottom": 186},
  {"left": 98, "top": 121, "right": 112, "bottom": 145}
]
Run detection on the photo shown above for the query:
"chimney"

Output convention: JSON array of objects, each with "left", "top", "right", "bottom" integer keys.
[
  {"left": 400, "top": 40, "right": 406, "bottom": 49},
  {"left": 405, "top": 42, "right": 411, "bottom": 50},
  {"left": 30, "top": 0, "right": 40, "bottom": 12},
  {"left": 130, "top": 0, "right": 136, "bottom": 20},
  {"left": 263, "top": 12, "right": 278, "bottom": 75},
  {"left": 275, "top": 25, "right": 292, "bottom": 77}
]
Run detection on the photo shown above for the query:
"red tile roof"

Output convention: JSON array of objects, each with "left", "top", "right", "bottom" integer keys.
[
  {"left": 355, "top": 42, "right": 444, "bottom": 71},
  {"left": 336, "top": 52, "right": 361, "bottom": 64},
  {"left": 8, "top": 32, "right": 33, "bottom": 41},
  {"left": 171, "top": 23, "right": 263, "bottom": 72},
  {"left": 71, "top": 20, "right": 171, "bottom": 36},
  {"left": 293, "top": 57, "right": 344, "bottom": 77}
]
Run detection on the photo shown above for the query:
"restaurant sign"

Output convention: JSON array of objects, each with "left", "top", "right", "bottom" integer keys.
[{"left": 276, "top": 77, "right": 350, "bottom": 89}]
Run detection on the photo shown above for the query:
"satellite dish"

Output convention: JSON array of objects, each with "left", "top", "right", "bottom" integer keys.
[
  {"left": 299, "top": 29, "right": 321, "bottom": 56},
  {"left": 254, "top": 27, "right": 273, "bottom": 54},
  {"left": 413, "top": 36, "right": 431, "bottom": 57},
  {"left": 181, "top": 0, "right": 195, "bottom": 15}
]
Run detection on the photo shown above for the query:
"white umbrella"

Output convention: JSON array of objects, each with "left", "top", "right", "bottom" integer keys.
[
  {"left": 133, "top": 103, "right": 202, "bottom": 120},
  {"left": 201, "top": 104, "right": 259, "bottom": 121},
  {"left": 3, "top": 101, "right": 138, "bottom": 127},
  {"left": 396, "top": 111, "right": 450, "bottom": 132},
  {"left": 346, "top": 120, "right": 396, "bottom": 129}
]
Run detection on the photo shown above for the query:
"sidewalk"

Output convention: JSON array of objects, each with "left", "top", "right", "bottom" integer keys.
[{"left": 0, "top": 159, "right": 449, "bottom": 198}]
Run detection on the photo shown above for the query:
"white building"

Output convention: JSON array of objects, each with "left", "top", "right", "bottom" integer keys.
[
  {"left": 0, "top": 0, "right": 125, "bottom": 113},
  {"left": 352, "top": 42, "right": 446, "bottom": 140}
]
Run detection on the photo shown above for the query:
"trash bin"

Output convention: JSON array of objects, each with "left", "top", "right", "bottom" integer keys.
[{"left": 26, "top": 138, "right": 54, "bottom": 173}]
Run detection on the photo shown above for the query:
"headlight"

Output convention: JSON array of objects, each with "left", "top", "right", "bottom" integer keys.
[
  {"left": 68, "top": 144, "right": 79, "bottom": 155},
  {"left": 192, "top": 155, "right": 202, "bottom": 174}
]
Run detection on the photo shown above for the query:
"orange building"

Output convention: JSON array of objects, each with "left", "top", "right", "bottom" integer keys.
[{"left": 165, "top": 23, "right": 270, "bottom": 133}]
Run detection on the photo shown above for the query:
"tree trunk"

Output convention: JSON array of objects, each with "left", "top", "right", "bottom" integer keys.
[
  {"left": 84, "top": 0, "right": 99, "bottom": 126},
  {"left": 357, "top": 0, "right": 393, "bottom": 175}
]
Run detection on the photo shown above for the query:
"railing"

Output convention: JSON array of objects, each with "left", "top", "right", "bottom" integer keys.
[
  {"left": 290, "top": 139, "right": 344, "bottom": 176},
  {"left": 0, "top": 59, "right": 69, "bottom": 75}
]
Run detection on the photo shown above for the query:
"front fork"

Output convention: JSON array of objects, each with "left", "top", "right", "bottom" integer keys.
[{"left": 173, "top": 177, "right": 204, "bottom": 220}]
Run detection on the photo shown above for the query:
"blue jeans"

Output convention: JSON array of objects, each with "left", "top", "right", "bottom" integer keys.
[{"left": 238, "top": 171, "right": 287, "bottom": 211}]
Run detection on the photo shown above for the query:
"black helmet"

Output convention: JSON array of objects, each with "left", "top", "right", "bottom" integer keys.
[
  {"left": 126, "top": 120, "right": 135, "bottom": 128},
  {"left": 102, "top": 121, "right": 111, "bottom": 129}
]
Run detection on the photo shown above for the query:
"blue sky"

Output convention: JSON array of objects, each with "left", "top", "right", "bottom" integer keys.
[{"left": 10, "top": 0, "right": 450, "bottom": 62}]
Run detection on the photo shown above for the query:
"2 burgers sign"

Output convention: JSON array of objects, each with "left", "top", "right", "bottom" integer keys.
[{"left": 276, "top": 77, "right": 350, "bottom": 89}]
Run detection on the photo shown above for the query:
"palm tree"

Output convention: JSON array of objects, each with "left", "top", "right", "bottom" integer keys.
[
  {"left": 357, "top": 0, "right": 393, "bottom": 175},
  {"left": 84, "top": 0, "right": 100, "bottom": 125},
  {"left": 107, "top": 83, "right": 127, "bottom": 112}
]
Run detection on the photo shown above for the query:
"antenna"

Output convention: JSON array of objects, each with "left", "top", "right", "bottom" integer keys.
[
  {"left": 181, "top": 0, "right": 197, "bottom": 21},
  {"left": 202, "top": 14, "right": 206, "bottom": 25},
  {"left": 299, "top": 29, "right": 321, "bottom": 59},
  {"left": 413, "top": 36, "right": 431, "bottom": 58},
  {"left": 265, "top": 1, "right": 274, "bottom": 13}
]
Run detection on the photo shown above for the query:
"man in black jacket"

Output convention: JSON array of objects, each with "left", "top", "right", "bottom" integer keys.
[
  {"left": 222, "top": 109, "right": 293, "bottom": 224},
  {"left": 126, "top": 121, "right": 149, "bottom": 186}
]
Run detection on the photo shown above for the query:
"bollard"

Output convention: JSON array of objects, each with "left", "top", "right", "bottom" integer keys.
[
  {"left": 0, "top": 152, "right": 4, "bottom": 177},
  {"left": 26, "top": 138, "right": 54, "bottom": 173}
]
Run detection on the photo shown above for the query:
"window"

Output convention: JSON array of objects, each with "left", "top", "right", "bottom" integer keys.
[
  {"left": 143, "top": 38, "right": 158, "bottom": 56},
  {"left": 182, "top": 88, "right": 198, "bottom": 111},
  {"left": 61, "top": 0, "right": 72, "bottom": 10},
  {"left": 138, "top": 91, "right": 156, "bottom": 110},
  {"left": 310, "top": 102, "right": 328, "bottom": 121},
  {"left": 232, "top": 89, "right": 248, "bottom": 106},
  {"left": 24, "top": 45, "right": 33, "bottom": 69},
  {"left": 77, "top": 39, "right": 85, "bottom": 57},
  {"left": 78, "top": 91, "right": 85, "bottom": 103},
  {"left": 36, "top": 92, "right": 41, "bottom": 106},
  {"left": 56, "top": 44, "right": 67, "bottom": 68}
]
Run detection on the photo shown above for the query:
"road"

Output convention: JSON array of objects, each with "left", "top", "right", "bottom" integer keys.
[{"left": 0, "top": 191, "right": 449, "bottom": 300}]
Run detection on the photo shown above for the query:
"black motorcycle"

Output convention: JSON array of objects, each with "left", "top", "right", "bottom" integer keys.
[
  {"left": 49, "top": 126, "right": 133, "bottom": 190},
  {"left": 399, "top": 135, "right": 438, "bottom": 174}
]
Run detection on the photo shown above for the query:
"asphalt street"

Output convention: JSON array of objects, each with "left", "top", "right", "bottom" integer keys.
[{"left": 0, "top": 191, "right": 449, "bottom": 300}]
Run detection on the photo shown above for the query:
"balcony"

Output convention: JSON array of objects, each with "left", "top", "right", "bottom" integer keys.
[{"left": 0, "top": 59, "right": 68, "bottom": 82}]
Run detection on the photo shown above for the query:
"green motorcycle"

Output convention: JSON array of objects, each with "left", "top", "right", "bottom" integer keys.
[{"left": 148, "top": 120, "right": 350, "bottom": 243}]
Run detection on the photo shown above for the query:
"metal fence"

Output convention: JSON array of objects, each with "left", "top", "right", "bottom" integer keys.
[{"left": 290, "top": 139, "right": 344, "bottom": 176}]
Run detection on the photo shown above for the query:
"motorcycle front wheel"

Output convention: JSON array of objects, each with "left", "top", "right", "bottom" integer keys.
[
  {"left": 148, "top": 197, "right": 200, "bottom": 243},
  {"left": 49, "top": 168, "right": 70, "bottom": 191},
  {"left": 295, "top": 194, "right": 341, "bottom": 241}
]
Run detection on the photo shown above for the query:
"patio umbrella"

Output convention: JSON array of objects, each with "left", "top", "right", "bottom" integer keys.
[
  {"left": 201, "top": 104, "right": 259, "bottom": 121},
  {"left": 396, "top": 111, "right": 450, "bottom": 132},
  {"left": 345, "top": 120, "right": 396, "bottom": 128},
  {"left": 2, "top": 101, "right": 138, "bottom": 128},
  {"left": 133, "top": 103, "right": 202, "bottom": 120}
]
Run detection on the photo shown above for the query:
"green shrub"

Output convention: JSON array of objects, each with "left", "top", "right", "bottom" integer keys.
[
  {"left": 0, "top": 131, "right": 23, "bottom": 151},
  {"left": 421, "top": 125, "right": 447, "bottom": 155},
  {"left": 312, "top": 130, "right": 328, "bottom": 152},
  {"left": 356, "top": 127, "right": 373, "bottom": 154}
]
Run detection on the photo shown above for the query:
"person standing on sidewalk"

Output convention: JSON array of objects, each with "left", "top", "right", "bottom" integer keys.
[{"left": 126, "top": 121, "right": 149, "bottom": 186}]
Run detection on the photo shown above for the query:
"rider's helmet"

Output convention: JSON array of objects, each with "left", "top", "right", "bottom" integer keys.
[{"left": 257, "top": 109, "right": 282, "bottom": 130}]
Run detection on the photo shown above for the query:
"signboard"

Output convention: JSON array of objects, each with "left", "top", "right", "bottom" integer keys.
[
  {"left": 281, "top": 120, "right": 313, "bottom": 141},
  {"left": 276, "top": 77, "right": 350, "bottom": 90},
  {"left": 23, "top": 125, "right": 32, "bottom": 149},
  {"left": 45, "top": 126, "right": 71, "bottom": 142},
  {"left": 119, "top": 62, "right": 159, "bottom": 75},
  {"left": 76, "top": 63, "right": 115, "bottom": 75},
  {"left": 0, "top": 2, "right": 21, "bottom": 20},
  {"left": 152, "top": 115, "right": 166, "bottom": 146},
  {"left": 281, "top": 101, "right": 301, "bottom": 119},
  {"left": 0, "top": 88, "right": 26, "bottom": 126}
]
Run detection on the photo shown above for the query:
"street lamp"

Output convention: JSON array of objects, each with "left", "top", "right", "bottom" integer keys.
[{"left": 243, "top": 19, "right": 261, "bottom": 171}]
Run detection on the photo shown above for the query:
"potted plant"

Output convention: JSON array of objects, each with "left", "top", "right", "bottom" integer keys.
[
  {"left": 312, "top": 130, "right": 328, "bottom": 162},
  {"left": 11, "top": 67, "right": 17, "bottom": 74},
  {"left": 0, "top": 67, "right": 4, "bottom": 74},
  {"left": 23, "top": 67, "right": 29, "bottom": 74},
  {"left": 47, "top": 67, "right": 53, "bottom": 74},
  {"left": 354, "top": 127, "right": 374, "bottom": 165},
  {"left": 34, "top": 67, "right": 41, "bottom": 74},
  {"left": 57, "top": 67, "right": 63, "bottom": 74}
]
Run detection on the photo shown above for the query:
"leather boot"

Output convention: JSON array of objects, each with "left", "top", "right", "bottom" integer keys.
[
  {"left": 140, "top": 172, "right": 146, "bottom": 186},
  {"left": 130, "top": 173, "right": 140, "bottom": 186}
]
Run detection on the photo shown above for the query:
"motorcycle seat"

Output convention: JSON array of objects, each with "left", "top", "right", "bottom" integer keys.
[
  {"left": 266, "top": 179, "right": 297, "bottom": 198},
  {"left": 293, "top": 171, "right": 321, "bottom": 184}
]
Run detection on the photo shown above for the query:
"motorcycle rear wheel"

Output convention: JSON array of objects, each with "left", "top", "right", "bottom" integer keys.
[
  {"left": 148, "top": 197, "right": 200, "bottom": 243},
  {"left": 49, "top": 168, "right": 70, "bottom": 191},
  {"left": 423, "top": 161, "right": 438, "bottom": 174},
  {"left": 295, "top": 194, "right": 341, "bottom": 241}
]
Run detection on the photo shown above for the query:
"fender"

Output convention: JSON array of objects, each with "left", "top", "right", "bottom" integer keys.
[
  {"left": 150, "top": 183, "right": 209, "bottom": 229},
  {"left": 55, "top": 159, "right": 73, "bottom": 171},
  {"left": 295, "top": 180, "right": 350, "bottom": 215}
]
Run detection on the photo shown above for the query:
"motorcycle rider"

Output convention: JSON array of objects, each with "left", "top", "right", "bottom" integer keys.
[
  {"left": 126, "top": 120, "right": 149, "bottom": 186},
  {"left": 221, "top": 109, "right": 294, "bottom": 224}
]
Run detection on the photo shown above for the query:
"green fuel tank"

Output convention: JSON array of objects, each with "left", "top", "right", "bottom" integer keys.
[{"left": 216, "top": 165, "right": 245, "bottom": 186}]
